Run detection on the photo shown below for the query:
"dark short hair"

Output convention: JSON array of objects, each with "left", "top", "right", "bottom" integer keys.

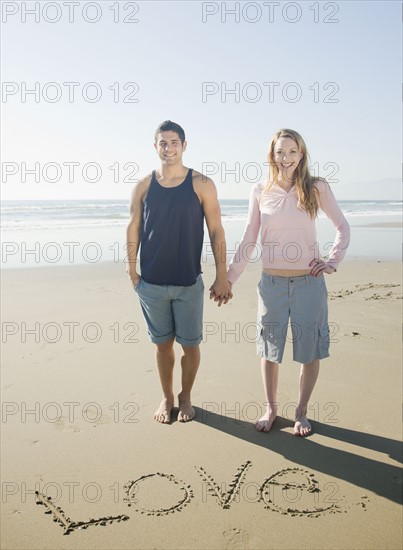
[{"left": 154, "top": 120, "right": 186, "bottom": 144}]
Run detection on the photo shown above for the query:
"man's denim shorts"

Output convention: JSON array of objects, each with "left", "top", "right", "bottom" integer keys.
[
  {"left": 257, "top": 272, "right": 330, "bottom": 364},
  {"left": 135, "top": 274, "right": 204, "bottom": 347}
]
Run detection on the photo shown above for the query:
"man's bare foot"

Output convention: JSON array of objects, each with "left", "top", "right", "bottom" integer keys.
[
  {"left": 255, "top": 406, "right": 277, "bottom": 432},
  {"left": 294, "top": 415, "right": 312, "bottom": 436},
  {"left": 153, "top": 398, "right": 174, "bottom": 424},
  {"left": 177, "top": 394, "right": 195, "bottom": 422}
]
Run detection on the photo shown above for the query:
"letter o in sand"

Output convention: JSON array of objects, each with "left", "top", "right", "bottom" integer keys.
[{"left": 123, "top": 473, "right": 194, "bottom": 515}]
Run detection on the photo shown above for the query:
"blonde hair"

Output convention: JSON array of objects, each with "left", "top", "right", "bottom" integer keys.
[{"left": 265, "top": 128, "right": 319, "bottom": 219}]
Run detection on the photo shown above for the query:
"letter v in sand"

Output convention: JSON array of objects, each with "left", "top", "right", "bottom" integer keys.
[{"left": 195, "top": 460, "right": 252, "bottom": 509}]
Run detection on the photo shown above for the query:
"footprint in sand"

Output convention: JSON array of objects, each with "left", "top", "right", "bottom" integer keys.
[
  {"left": 223, "top": 527, "right": 249, "bottom": 549},
  {"left": 54, "top": 417, "right": 81, "bottom": 433},
  {"left": 329, "top": 283, "right": 401, "bottom": 301},
  {"left": 82, "top": 410, "right": 113, "bottom": 424}
]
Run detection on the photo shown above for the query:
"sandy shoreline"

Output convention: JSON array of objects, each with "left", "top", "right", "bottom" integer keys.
[{"left": 1, "top": 259, "right": 402, "bottom": 549}]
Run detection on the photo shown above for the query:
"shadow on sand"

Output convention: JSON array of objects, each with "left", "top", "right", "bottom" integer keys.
[{"left": 193, "top": 407, "right": 402, "bottom": 505}]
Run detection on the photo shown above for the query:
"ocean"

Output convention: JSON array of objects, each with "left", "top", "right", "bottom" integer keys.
[{"left": 1, "top": 199, "right": 401, "bottom": 268}]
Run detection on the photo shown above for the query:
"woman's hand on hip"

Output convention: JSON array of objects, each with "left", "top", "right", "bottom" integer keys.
[{"left": 309, "top": 259, "right": 336, "bottom": 277}]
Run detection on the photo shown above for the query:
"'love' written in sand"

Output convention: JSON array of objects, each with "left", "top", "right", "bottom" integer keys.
[{"left": 35, "top": 462, "right": 368, "bottom": 536}]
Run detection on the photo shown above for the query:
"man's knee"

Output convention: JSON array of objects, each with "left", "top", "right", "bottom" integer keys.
[
  {"left": 181, "top": 344, "right": 200, "bottom": 356},
  {"left": 156, "top": 339, "right": 175, "bottom": 354}
]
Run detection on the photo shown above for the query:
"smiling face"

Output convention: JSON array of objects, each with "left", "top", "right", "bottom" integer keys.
[
  {"left": 272, "top": 136, "right": 303, "bottom": 181},
  {"left": 154, "top": 131, "right": 187, "bottom": 166}
]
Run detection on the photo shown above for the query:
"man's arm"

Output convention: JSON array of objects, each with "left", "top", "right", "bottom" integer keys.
[
  {"left": 126, "top": 175, "right": 151, "bottom": 287},
  {"left": 193, "top": 172, "right": 232, "bottom": 306}
]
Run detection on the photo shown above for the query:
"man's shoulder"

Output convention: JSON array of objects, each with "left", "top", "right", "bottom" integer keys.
[
  {"left": 138, "top": 172, "right": 153, "bottom": 186},
  {"left": 191, "top": 169, "right": 215, "bottom": 187},
  {"left": 130, "top": 173, "right": 153, "bottom": 201},
  {"left": 137, "top": 172, "right": 153, "bottom": 190}
]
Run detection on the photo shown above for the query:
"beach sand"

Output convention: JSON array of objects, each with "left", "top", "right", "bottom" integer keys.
[{"left": 1, "top": 259, "right": 402, "bottom": 549}]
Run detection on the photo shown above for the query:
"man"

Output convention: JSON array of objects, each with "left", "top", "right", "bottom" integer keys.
[{"left": 126, "top": 120, "right": 232, "bottom": 424}]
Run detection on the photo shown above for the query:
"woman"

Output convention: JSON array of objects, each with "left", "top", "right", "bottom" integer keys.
[{"left": 227, "top": 129, "right": 350, "bottom": 436}]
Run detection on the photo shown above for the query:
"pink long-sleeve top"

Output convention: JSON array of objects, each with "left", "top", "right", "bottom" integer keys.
[{"left": 227, "top": 179, "right": 350, "bottom": 284}]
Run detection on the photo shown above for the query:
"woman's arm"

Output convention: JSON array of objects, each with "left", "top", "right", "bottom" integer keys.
[
  {"left": 227, "top": 183, "right": 262, "bottom": 284},
  {"left": 315, "top": 178, "right": 350, "bottom": 272}
]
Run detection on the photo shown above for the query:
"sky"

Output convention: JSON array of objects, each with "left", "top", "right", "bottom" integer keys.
[{"left": 1, "top": 0, "right": 401, "bottom": 200}]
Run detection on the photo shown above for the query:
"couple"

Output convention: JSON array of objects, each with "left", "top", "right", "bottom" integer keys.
[{"left": 126, "top": 120, "right": 350, "bottom": 437}]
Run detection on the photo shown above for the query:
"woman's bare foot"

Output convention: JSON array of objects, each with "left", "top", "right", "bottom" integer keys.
[
  {"left": 177, "top": 393, "right": 195, "bottom": 422},
  {"left": 153, "top": 397, "right": 174, "bottom": 424},
  {"left": 294, "top": 415, "right": 312, "bottom": 436},
  {"left": 255, "top": 406, "right": 277, "bottom": 432}
]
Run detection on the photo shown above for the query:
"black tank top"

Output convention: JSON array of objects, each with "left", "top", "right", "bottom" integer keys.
[{"left": 140, "top": 168, "right": 204, "bottom": 286}]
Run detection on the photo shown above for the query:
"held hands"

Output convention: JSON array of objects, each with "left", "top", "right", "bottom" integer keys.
[
  {"left": 309, "top": 259, "right": 336, "bottom": 277},
  {"left": 209, "top": 278, "right": 233, "bottom": 307}
]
